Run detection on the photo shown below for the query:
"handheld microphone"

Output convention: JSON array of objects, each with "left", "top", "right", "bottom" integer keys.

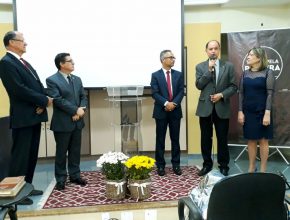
[
  {"left": 210, "top": 55, "right": 216, "bottom": 83},
  {"left": 209, "top": 55, "right": 216, "bottom": 93}
]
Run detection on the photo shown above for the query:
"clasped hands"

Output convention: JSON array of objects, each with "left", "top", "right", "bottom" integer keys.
[
  {"left": 165, "top": 102, "right": 176, "bottom": 112},
  {"left": 72, "top": 107, "right": 85, "bottom": 121},
  {"left": 210, "top": 93, "right": 223, "bottom": 103},
  {"left": 35, "top": 96, "right": 54, "bottom": 115}
]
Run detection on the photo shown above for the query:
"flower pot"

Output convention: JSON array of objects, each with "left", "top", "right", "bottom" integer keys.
[
  {"left": 128, "top": 178, "right": 151, "bottom": 200},
  {"left": 105, "top": 178, "right": 126, "bottom": 200}
]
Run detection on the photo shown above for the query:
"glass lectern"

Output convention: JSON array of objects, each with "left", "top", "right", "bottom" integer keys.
[{"left": 106, "top": 86, "right": 144, "bottom": 155}]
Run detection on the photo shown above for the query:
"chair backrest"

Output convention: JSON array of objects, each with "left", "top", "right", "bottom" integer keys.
[{"left": 207, "top": 172, "right": 287, "bottom": 220}]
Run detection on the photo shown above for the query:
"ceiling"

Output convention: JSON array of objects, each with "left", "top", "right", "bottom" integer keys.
[
  {"left": 1, "top": 0, "right": 290, "bottom": 7},
  {"left": 184, "top": 0, "right": 290, "bottom": 7}
]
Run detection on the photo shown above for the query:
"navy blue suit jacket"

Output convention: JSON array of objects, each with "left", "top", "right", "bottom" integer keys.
[
  {"left": 150, "top": 69, "right": 184, "bottom": 119},
  {"left": 0, "top": 53, "right": 48, "bottom": 128},
  {"left": 46, "top": 72, "right": 87, "bottom": 132}
]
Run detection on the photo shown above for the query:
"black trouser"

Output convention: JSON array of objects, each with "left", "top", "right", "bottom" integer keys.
[
  {"left": 199, "top": 108, "right": 229, "bottom": 169},
  {"left": 155, "top": 116, "right": 181, "bottom": 168},
  {"left": 54, "top": 129, "right": 82, "bottom": 182},
  {"left": 9, "top": 123, "right": 41, "bottom": 183}
]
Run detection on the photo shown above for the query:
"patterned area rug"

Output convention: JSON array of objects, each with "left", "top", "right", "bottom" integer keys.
[{"left": 43, "top": 166, "right": 201, "bottom": 209}]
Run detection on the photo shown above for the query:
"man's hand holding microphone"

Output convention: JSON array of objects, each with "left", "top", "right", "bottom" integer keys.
[{"left": 209, "top": 54, "right": 223, "bottom": 103}]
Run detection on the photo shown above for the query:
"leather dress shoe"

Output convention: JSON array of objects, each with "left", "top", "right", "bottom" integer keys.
[
  {"left": 173, "top": 166, "right": 182, "bottom": 175},
  {"left": 18, "top": 197, "right": 33, "bottom": 205},
  {"left": 70, "top": 177, "right": 87, "bottom": 186},
  {"left": 56, "top": 181, "right": 65, "bottom": 190},
  {"left": 198, "top": 167, "right": 212, "bottom": 176},
  {"left": 220, "top": 168, "right": 229, "bottom": 176},
  {"left": 157, "top": 167, "right": 166, "bottom": 176},
  {"left": 30, "top": 189, "right": 43, "bottom": 196}
]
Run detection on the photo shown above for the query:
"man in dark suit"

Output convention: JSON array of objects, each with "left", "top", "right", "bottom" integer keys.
[
  {"left": 196, "top": 40, "right": 237, "bottom": 176},
  {"left": 150, "top": 50, "right": 184, "bottom": 176},
  {"left": 0, "top": 31, "right": 53, "bottom": 204},
  {"left": 46, "top": 53, "right": 87, "bottom": 190}
]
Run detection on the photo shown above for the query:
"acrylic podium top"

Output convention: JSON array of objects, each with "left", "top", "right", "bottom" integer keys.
[{"left": 106, "top": 85, "right": 144, "bottom": 97}]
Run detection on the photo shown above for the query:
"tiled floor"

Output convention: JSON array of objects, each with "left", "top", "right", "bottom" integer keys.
[{"left": 18, "top": 146, "right": 290, "bottom": 211}]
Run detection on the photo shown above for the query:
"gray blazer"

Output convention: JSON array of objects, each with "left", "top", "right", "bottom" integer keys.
[
  {"left": 195, "top": 59, "right": 237, "bottom": 119},
  {"left": 46, "top": 72, "right": 87, "bottom": 132}
]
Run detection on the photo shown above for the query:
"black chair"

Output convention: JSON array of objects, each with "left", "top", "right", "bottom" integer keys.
[
  {"left": 0, "top": 207, "right": 16, "bottom": 220},
  {"left": 0, "top": 183, "right": 33, "bottom": 220},
  {"left": 178, "top": 172, "right": 288, "bottom": 220}
]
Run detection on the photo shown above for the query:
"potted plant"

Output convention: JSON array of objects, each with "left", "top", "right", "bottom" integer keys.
[
  {"left": 96, "top": 151, "right": 129, "bottom": 200},
  {"left": 124, "top": 155, "right": 155, "bottom": 200}
]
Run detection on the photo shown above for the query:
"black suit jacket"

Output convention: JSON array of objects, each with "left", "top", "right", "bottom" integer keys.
[
  {"left": 0, "top": 53, "right": 48, "bottom": 128},
  {"left": 46, "top": 72, "right": 87, "bottom": 132},
  {"left": 150, "top": 68, "right": 184, "bottom": 119}
]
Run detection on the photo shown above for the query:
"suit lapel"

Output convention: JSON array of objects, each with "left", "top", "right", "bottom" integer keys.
[
  {"left": 57, "top": 72, "right": 77, "bottom": 101},
  {"left": 7, "top": 53, "right": 40, "bottom": 81},
  {"left": 70, "top": 75, "right": 78, "bottom": 99},
  {"left": 56, "top": 72, "right": 68, "bottom": 87},
  {"left": 217, "top": 61, "right": 225, "bottom": 83},
  {"left": 159, "top": 69, "right": 167, "bottom": 91},
  {"left": 171, "top": 70, "right": 177, "bottom": 96},
  {"left": 23, "top": 60, "right": 40, "bottom": 80}
]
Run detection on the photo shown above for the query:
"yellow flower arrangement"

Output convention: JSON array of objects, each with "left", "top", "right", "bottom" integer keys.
[{"left": 124, "top": 155, "right": 155, "bottom": 180}]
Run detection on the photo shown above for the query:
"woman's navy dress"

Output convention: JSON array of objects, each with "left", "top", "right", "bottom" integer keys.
[{"left": 239, "top": 69, "right": 275, "bottom": 140}]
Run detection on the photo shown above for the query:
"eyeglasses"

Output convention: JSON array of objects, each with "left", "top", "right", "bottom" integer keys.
[
  {"left": 164, "top": 56, "right": 176, "bottom": 60},
  {"left": 12, "top": 39, "right": 25, "bottom": 43},
  {"left": 64, "top": 59, "right": 74, "bottom": 64}
]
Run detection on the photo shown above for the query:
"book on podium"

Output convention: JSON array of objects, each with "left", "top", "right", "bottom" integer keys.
[{"left": 0, "top": 176, "right": 25, "bottom": 197}]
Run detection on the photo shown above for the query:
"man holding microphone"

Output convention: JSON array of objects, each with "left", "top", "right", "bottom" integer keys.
[{"left": 195, "top": 40, "right": 237, "bottom": 176}]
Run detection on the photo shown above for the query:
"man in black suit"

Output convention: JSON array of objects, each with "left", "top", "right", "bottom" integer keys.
[
  {"left": 46, "top": 53, "right": 87, "bottom": 191},
  {"left": 195, "top": 40, "right": 237, "bottom": 176},
  {"left": 0, "top": 31, "right": 53, "bottom": 204},
  {"left": 150, "top": 50, "right": 184, "bottom": 176}
]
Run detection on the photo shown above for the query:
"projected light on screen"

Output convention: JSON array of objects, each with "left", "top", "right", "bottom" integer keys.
[{"left": 14, "top": 0, "right": 183, "bottom": 88}]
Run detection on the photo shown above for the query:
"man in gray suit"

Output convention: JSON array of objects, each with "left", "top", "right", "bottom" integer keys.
[
  {"left": 46, "top": 53, "right": 88, "bottom": 190},
  {"left": 196, "top": 40, "right": 237, "bottom": 176}
]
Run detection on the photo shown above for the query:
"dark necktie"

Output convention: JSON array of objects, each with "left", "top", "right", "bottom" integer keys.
[
  {"left": 67, "top": 75, "right": 75, "bottom": 93},
  {"left": 67, "top": 75, "right": 76, "bottom": 102},
  {"left": 20, "top": 58, "right": 38, "bottom": 80},
  {"left": 212, "top": 66, "right": 216, "bottom": 84},
  {"left": 166, "top": 71, "right": 173, "bottom": 101},
  {"left": 67, "top": 75, "right": 72, "bottom": 85}
]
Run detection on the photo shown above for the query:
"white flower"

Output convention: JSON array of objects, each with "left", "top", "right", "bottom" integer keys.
[{"left": 96, "top": 151, "right": 129, "bottom": 167}]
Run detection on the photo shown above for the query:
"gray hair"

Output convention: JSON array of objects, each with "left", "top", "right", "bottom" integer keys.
[{"left": 160, "top": 50, "right": 172, "bottom": 62}]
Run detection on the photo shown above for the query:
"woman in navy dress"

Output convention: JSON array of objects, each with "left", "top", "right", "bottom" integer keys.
[{"left": 238, "top": 47, "right": 275, "bottom": 172}]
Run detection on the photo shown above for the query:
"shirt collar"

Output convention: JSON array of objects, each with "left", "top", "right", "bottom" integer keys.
[
  {"left": 162, "top": 68, "right": 171, "bottom": 74},
  {"left": 7, "top": 51, "right": 21, "bottom": 60},
  {"left": 59, "top": 71, "right": 71, "bottom": 79}
]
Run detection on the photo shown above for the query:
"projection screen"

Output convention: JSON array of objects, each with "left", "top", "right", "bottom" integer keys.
[{"left": 14, "top": 0, "right": 183, "bottom": 88}]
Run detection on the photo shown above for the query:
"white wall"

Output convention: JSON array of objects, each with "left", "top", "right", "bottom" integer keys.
[{"left": 184, "top": 5, "right": 290, "bottom": 33}]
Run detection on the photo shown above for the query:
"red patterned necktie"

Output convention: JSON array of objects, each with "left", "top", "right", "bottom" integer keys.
[
  {"left": 166, "top": 71, "right": 173, "bottom": 101},
  {"left": 20, "top": 58, "right": 38, "bottom": 80},
  {"left": 20, "top": 58, "right": 29, "bottom": 68}
]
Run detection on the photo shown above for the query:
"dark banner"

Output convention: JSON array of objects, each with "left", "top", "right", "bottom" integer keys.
[{"left": 227, "top": 29, "right": 290, "bottom": 146}]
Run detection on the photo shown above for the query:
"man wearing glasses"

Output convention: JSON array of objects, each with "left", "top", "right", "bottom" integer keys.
[
  {"left": 195, "top": 40, "right": 237, "bottom": 177},
  {"left": 46, "top": 53, "right": 87, "bottom": 191},
  {"left": 150, "top": 50, "right": 184, "bottom": 176},
  {"left": 0, "top": 31, "right": 53, "bottom": 205}
]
